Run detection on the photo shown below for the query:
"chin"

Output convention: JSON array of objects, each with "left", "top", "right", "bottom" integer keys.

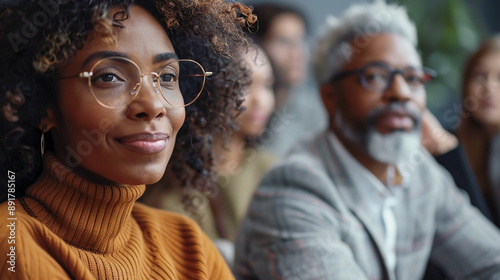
[
  {"left": 116, "top": 166, "right": 167, "bottom": 186},
  {"left": 119, "top": 175, "right": 163, "bottom": 186}
]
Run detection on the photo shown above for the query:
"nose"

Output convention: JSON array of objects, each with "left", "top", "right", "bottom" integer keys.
[
  {"left": 289, "top": 40, "right": 303, "bottom": 54},
  {"left": 127, "top": 75, "right": 166, "bottom": 121},
  {"left": 383, "top": 72, "right": 412, "bottom": 102}
]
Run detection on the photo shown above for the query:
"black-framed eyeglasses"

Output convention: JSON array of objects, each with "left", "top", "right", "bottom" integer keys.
[
  {"left": 59, "top": 56, "right": 213, "bottom": 108},
  {"left": 329, "top": 62, "right": 437, "bottom": 93}
]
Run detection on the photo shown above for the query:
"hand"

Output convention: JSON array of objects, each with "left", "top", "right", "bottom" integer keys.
[{"left": 421, "top": 109, "right": 459, "bottom": 156}]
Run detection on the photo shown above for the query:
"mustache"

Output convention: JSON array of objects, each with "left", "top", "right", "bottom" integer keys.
[{"left": 366, "top": 102, "right": 421, "bottom": 126}]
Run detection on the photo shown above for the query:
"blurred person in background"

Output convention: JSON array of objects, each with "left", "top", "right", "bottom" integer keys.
[
  {"left": 420, "top": 35, "right": 500, "bottom": 279},
  {"left": 457, "top": 36, "right": 500, "bottom": 225},
  {"left": 249, "top": 2, "right": 327, "bottom": 157},
  {"left": 140, "top": 44, "right": 276, "bottom": 267},
  {"left": 235, "top": 1, "right": 500, "bottom": 279}
]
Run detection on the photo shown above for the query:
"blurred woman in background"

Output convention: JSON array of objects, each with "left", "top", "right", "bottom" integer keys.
[
  {"left": 458, "top": 36, "right": 500, "bottom": 225},
  {"left": 141, "top": 44, "right": 276, "bottom": 266},
  {"left": 249, "top": 2, "right": 327, "bottom": 157}
]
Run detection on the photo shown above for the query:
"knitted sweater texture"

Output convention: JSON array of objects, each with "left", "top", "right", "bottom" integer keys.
[{"left": 0, "top": 153, "right": 234, "bottom": 279}]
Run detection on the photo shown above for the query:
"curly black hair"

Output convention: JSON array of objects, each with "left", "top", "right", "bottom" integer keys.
[
  {"left": 164, "top": 32, "right": 252, "bottom": 215},
  {"left": 0, "top": 0, "right": 256, "bottom": 202}
]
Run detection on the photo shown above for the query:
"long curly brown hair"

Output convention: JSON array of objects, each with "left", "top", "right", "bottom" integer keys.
[
  {"left": 0, "top": 0, "right": 255, "bottom": 202},
  {"left": 164, "top": 34, "right": 252, "bottom": 216}
]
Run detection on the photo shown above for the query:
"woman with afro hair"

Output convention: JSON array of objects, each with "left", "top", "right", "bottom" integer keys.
[{"left": 0, "top": 0, "right": 255, "bottom": 278}]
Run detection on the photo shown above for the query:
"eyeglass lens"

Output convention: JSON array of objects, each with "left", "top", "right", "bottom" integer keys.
[
  {"left": 89, "top": 57, "right": 205, "bottom": 108},
  {"left": 361, "top": 65, "right": 428, "bottom": 92}
]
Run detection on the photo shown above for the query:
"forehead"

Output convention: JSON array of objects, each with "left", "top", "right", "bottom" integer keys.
[
  {"left": 246, "top": 49, "right": 272, "bottom": 77},
  {"left": 67, "top": 5, "right": 173, "bottom": 67},
  {"left": 346, "top": 33, "right": 421, "bottom": 69},
  {"left": 473, "top": 51, "right": 500, "bottom": 71},
  {"left": 106, "top": 5, "right": 172, "bottom": 54},
  {"left": 267, "top": 13, "right": 305, "bottom": 38}
]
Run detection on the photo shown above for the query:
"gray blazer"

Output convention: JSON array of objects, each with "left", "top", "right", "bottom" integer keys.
[{"left": 235, "top": 132, "right": 500, "bottom": 280}]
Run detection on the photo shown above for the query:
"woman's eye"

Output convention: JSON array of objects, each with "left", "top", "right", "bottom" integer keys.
[
  {"left": 92, "top": 67, "right": 126, "bottom": 84},
  {"left": 95, "top": 73, "right": 118, "bottom": 82},
  {"left": 160, "top": 73, "right": 177, "bottom": 83},
  {"left": 473, "top": 73, "right": 488, "bottom": 81}
]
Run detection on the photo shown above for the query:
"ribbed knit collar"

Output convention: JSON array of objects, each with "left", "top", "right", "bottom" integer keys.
[{"left": 21, "top": 152, "right": 146, "bottom": 254}]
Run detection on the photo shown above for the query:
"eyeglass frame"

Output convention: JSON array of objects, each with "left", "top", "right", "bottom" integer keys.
[
  {"left": 329, "top": 62, "right": 437, "bottom": 93},
  {"left": 59, "top": 56, "right": 213, "bottom": 109}
]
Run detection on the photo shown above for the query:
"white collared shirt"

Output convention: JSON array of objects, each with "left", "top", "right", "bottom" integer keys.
[{"left": 327, "top": 132, "right": 407, "bottom": 279}]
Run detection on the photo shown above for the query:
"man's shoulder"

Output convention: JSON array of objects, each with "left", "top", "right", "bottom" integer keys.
[
  {"left": 255, "top": 144, "right": 346, "bottom": 212},
  {"left": 264, "top": 145, "right": 328, "bottom": 184}
]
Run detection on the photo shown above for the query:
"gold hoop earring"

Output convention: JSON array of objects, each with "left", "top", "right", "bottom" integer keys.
[{"left": 41, "top": 124, "right": 47, "bottom": 157}]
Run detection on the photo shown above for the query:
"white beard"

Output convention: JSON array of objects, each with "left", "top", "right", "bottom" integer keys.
[
  {"left": 366, "top": 129, "right": 421, "bottom": 164},
  {"left": 335, "top": 109, "right": 421, "bottom": 165}
]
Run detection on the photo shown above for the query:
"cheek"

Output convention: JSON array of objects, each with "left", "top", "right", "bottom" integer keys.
[
  {"left": 414, "top": 91, "right": 427, "bottom": 110},
  {"left": 342, "top": 91, "right": 376, "bottom": 119},
  {"left": 466, "top": 83, "right": 481, "bottom": 100},
  {"left": 166, "top": 106, "right": 185, "bottom": 135},
  {"left": 262, "top": 90, "right": 276, "bottom": 115},
  {"left": 265, "top": 45, "right": 286, "bottom": 64},
  {"left": 55, "top": 84, "right": 117, "bottom": 144}
]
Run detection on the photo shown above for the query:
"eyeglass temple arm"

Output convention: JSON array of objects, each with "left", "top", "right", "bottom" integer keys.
[
  {"left": 184, "top": 72, "right": 213, "bottom": 77},
  {"left": 59, "top": 72, "right": 93, "bottom": 80},
  {"left": 423, "top": 67, "right": 437, "bottom": 79}
]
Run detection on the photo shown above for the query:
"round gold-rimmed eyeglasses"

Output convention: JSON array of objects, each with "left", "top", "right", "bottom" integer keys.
[{"left": 59, "top": 56, "right": 213, "bottom": 108}]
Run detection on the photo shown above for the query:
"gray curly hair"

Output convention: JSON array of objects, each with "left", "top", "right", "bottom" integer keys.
[{"left": 312, "top": 0, "right": 417, "bottom": 85}]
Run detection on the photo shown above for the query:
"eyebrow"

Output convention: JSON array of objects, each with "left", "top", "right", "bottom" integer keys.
[
  {"left": 81, "top": 51, "right": 179, "bottom": 69},
  {"left": 153, "top": 52, "right": 179, "bottom": 64},
  {"left": 81, "top": 51, "right": 129, "bottom": 68},
  {"left": 367, "top": 61, "right": 422, "bottom": 70}
]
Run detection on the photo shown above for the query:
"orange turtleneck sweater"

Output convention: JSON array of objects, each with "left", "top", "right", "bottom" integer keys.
[{"left": 0, "top": 153, "right": 234, "bottom": 279}]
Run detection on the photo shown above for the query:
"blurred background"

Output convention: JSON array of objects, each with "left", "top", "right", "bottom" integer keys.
[{"left": 244, "top": 0, "right": 500, "bottom": 131}]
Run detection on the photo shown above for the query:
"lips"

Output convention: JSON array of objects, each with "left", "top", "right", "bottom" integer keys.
[
  {"left": 375, "top": 111, "right": 416, "bottom": 132},
  {"left": 116, "top": 133, "right": 169, "bottom": 154},
  {"left": 479, "top": 98, "right": 497, "bottom": 109}
]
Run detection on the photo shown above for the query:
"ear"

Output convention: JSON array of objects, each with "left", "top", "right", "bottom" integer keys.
[
  {"left": 38, "top": 108, "right": 56, "bottom": 132},
  {"left": 320, "top": 83, "right": 337, "bottom": 116}
]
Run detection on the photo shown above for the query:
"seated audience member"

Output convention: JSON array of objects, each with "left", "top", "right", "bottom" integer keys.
[
  {"left": 420, "top": 110, "right": 493, "bottom": 279},
  {"left": 235, "top": 1, "right": 500, "bottom": 279},
  {"left": 211, "top": 46, "right": 276, "bottom": 242},
  {"left": 250, "top": 2, "right": 328, "bottom": 157},
  {"left": 249, "top": 3, "right": 308, "bottom": 107},
  {"left": 457, "top": 36, "right": 500, "bottom": 225},
  {"left": 421, "top": 110, "right": 493, "bottom": 221},
  {"left": 0, "top": 0, "right": 254, "bottom": 279},
  {"left": 141, "top": 45, "right": 276, "bottom": 264}
]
